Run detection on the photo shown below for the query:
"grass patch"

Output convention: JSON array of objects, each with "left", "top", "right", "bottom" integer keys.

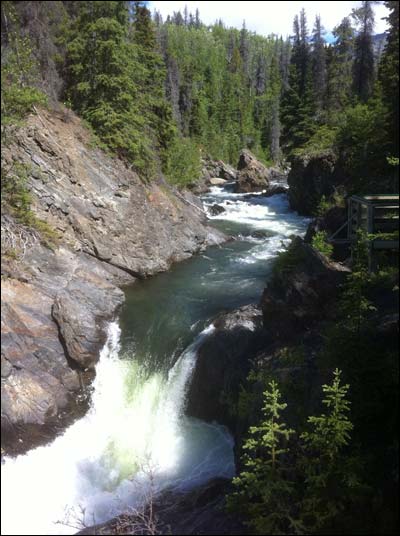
[
  {"left": 1, "top": 161, "right": 60, "bottom": 251},
  {"left": 311, "top": 230, "right": 333, "bottom": 258}
]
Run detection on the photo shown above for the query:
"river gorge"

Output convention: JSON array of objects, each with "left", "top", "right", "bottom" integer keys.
[{"left": 2, "top": 184, "right": 308, "bottom": 535}]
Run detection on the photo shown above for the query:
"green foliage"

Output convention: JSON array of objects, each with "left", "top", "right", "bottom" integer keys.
[
  {"left": 331, "top": 231, "right": 376, "bottom": 344},
  {"left": 1, "top": 2, "right": 47, "bottom": 127},
  {"left": 311, "top": 231, "right": 333, "bottom": 258},
  {"left": 326, "top": 17, "right": 354, "bottom": 117},
  {"left": 351, "top": 1, "right": 375, "bottom": 103},
  {"left": 379, "top": 1, "right": 399, "bottom": 156},
  {"left": 1, "top": 161, "right": 59, "bottom": 247},
  {"left": 315, "top": 191, "right": 345, "bottom": 217},
  {"left": 1, "top": 161, "right": 32, "bottom": 218},
  {"left": 316, "top": 194, "right": 333, "bottom": 216},
  {"left": 164, "top": 137, "right": 201, "bottom": 187},
  {"left": 298, "top": 369, "right": 362, "bottom": 533},
  {"left": 301, "top": 369, "right": 353, "bottom": 460},
  {"left": 64, "top": 2, "right": 152, "bottom": 173},
  {"left": 335, "top": 96, "right": 391, "bottom": 193},
  {"left": 229, "top": 370, "right": 368, "bottom": 535},
  {"left": 161, "top": 21, "right": 283, "bottom": 164},
  {"left": 321, "top": 235, "right": 398, "bottom": 531},
  {"left": 280, "top": 10, "right": 318, "bottom": 156},
  {"left": 387, "top": 155, "right": 399, "bottom": 167},
  {"left": 292, "top": 125, "right": 337, "bottom": 159},
  {"left": 2, "top": 2, "right": 398, "bottom": 194},
  {"left": 227, "top": 381, "right": 297, "bottom": 535}
]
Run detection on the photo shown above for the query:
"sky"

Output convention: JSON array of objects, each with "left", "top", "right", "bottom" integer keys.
[{"left": 148, "top": 1, "right": 389, "bottom": 39}]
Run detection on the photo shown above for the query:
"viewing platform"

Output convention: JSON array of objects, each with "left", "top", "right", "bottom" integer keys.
[{"left": 328, "top": 194, "right": 399, "bottom": 269}]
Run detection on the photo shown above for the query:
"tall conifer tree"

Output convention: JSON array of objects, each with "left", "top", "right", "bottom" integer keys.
[
  {"left": 379, "top": 1, "right": 399, "bottom": 155},
  {"left": 352, "top": 0, "right": 375, "bottom": 102},
  {"left": 311, "top": 15, "right": 327, "bottom": 116}
]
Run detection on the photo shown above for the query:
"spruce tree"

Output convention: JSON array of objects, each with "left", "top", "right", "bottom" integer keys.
[
  {"left": 379, "top": 1, "right": 399, "bottom": 156},
  {"left": 1, "top": 1, "right": 46, "bottom": 124},
  {"left": 64, "top": 0, "right": 153, "bottom": 171},
  {"left": 131, "top": 1, "right": 175, "bottom": 163},
  {"left": 299, "top": 369, "right": 360, "bottom": 533},
  {"left": 239, "top": 20, "right": 249, "bottom": 80},
  {"left": 326, "top": 17, "right": 355, "bottom": 117},
  {"left": 194, "top": 8, "right": 201, "bottom": 29},
  {"left": 281, "top": 11, "right": 315, "bottom": 154},
  {"left": 311, "top": 15, "right": 327, "bottom": 117},
  {"left": 227, "top": 381, "right": 296, "bottom": 534},
  {"left": 352, "top": 1, "right": 375, "bottom": 102}
]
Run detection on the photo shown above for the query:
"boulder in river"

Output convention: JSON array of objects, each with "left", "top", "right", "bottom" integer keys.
[
  {"left": 235, "top": 150, "right": 271, "bottom": 193},
  {"left": 203, "top": 158, "right": 237, "bottom": 182},
  {"left": 208, "top": 177, "right": 228, "bottom": 186},
  {"left": 190, "top": 157, "right": 237, "bottom": 194},
  {"left": 263, "top": 184, "right": 288, "bottom": 197},
  {"left": 251, "top": 229, "right": 274, "bottom": 239},
  {"left": 209, "top": 203, "right": 226, "bottom": 216}
]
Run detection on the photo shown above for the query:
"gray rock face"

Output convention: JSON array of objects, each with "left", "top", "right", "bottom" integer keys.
[
  {"left": 52, "top": 279, "right": 125, "bottom": 370},
  {"left": 1, "top": 278, "right": 75, "bottom": 427},
  {"left": 1, "top": 107, "right": 226, "bottom": 450},
  {"left": 186, "top": 305, "right": 268, "bottom": 434},
  {"left": 1, "top": 244, "right": 131, "bottom": 449},
  {"left": 203, "top": 158, "right": 237, "bottom": 182},
  {"left": 235, "top": 150, "right": 271, "bottom": 193}
]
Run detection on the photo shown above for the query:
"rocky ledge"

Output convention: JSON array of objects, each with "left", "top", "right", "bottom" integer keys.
[{"left": 1, "top": 107, "right": 226, "bottom": 453}]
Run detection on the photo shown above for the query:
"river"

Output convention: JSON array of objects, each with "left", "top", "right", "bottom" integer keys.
[{"left": 1, "top": 183, "right": 308, "bottom": 535}]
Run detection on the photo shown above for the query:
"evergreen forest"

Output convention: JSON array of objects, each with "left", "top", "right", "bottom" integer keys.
[{"left": 2, "top": 1, "right": 398, "bottom": 188}]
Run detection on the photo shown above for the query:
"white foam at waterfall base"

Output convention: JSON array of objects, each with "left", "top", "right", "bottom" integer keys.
[{"left": 1, "top": 322, "right": 234, "bottom": 535}]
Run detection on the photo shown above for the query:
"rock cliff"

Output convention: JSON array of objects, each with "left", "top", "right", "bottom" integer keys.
[
  {"left": 1, "top": 107, "right": 225, "bottom": 452},
  {"left": 287, "top": 150, "right": 338, "bottom": 215}
]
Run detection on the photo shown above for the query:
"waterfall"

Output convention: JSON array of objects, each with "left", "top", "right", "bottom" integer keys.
[{"left": 1, "top": 322, "right": 234, "bottom": 535}]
